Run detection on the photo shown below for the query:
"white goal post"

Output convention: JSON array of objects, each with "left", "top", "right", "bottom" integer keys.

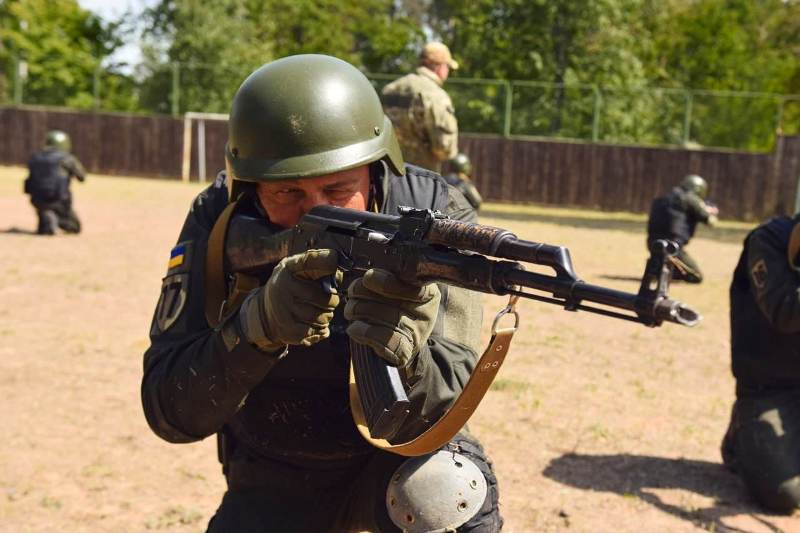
[{"left": 182, "top": 111, "right": 229, "bottom": 183}]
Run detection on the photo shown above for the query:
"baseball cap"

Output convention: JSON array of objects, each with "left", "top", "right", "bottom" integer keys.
[{"left": 421, "top": 42, "right": 459, "bottom": 70}]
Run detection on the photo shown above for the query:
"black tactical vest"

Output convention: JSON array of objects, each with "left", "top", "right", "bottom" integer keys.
[
  {"left": 224, "top": 164, "right": 449, "bottom": 466},
  {"left": 25, "top": 149, "right": 68, "bottom": 201},
  {"left": 647, "top": 187, "right": 697, "bottom": 245}
]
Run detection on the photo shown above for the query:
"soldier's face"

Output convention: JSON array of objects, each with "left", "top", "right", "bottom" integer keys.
[
  {"left": 435, "top": 63, "right": 450, "bottom": 81},
  {"left": 256, "top": 165, "right": 371, "bottom": 228}
]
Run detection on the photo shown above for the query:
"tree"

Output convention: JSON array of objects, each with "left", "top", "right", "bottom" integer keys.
[
  {"left": 643, "top": 0, "right": 800, "bottom": 149},
  {"left": 137, "top": 0, "right": 422, "bottom": 114},
  {"left": 416, "top": 0, "right": 654, "bottom": 139},
  {"left": 0, "top": 0, "right": 131, "bottom": 109}
]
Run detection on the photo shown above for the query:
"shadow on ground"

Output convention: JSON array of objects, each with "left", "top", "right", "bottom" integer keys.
[
  {"left": 1, "top": 227, "right": 37, "bottom": 235},
  {"left": 479, "top": 208, "right": 753, "bottom": 245},
  {"left": 543, "top": 453, "right": 788, "bottom": 533}
]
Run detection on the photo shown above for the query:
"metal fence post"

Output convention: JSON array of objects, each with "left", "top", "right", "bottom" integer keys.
[
  {"left": 592, "top": 85, "right": 602, "bottom": 142},
  {"left": 503, "top": 81, "right": 513, "bottom": 137},
  {"left": 171, "top": 62, "right": 180, "bottom": 116},
  {"left": 93, "top": 64, "right": 101, "bottom": 110},
  {"left": 13, "top": 54, "right": 23, "bottom": 105},
  {"left": 775, "top": 96, "right": 786, "bottom": 136},
  {"left": 682, "top": 90, "right": 693, "bottom": 144}
]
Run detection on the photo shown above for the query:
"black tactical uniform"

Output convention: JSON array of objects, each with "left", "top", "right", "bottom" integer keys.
[
  {"left": 721, "top": 215, "right": 800, "bottom": 512},
  {"left": 647, "top": 185, "right": 714, "bottom": 283},
  {"left": 24, "top": 146, "right": 86, "bottom": 235},
  {"left": 142, "top": 162, "right": 502, "bottom": 531}
]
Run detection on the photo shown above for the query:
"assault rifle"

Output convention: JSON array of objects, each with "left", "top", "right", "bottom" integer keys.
[{"left": 224, "top": 205, "right": 700, "bottom": 441}]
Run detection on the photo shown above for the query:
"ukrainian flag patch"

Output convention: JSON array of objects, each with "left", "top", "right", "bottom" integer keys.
[{"left": 168, "top": 244, "right": 186, "bottom": 269}]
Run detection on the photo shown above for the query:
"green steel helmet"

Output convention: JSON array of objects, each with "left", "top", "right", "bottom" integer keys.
[
  {"left": 450, "top": 152, "right": 472, "bottom": 176},
  {"left": 225, "top": 54, "right": 404, "bottom": 196},
  {"left": 680, "top": 174, "right": 708, "bottom": 199},
  {"left": 44, "top": 130, "right": 71, "bottom": 152}
]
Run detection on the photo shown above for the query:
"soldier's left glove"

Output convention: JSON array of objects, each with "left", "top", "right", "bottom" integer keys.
[{"left": 344, "top": 269, "right": 441, "bottom": 367}]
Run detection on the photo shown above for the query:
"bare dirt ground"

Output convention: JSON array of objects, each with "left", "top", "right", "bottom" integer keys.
[{"left": 0, "top": 165, "right": 797, "bottom": 533}]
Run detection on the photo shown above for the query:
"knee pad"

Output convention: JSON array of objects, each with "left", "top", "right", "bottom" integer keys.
[{"left": 386, "top": 450, "right": 488, "bottom": 532}]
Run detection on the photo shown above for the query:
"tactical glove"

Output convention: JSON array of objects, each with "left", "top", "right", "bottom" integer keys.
[
  {"left": 344, "top": 269, "right": 441, "bottom": 367},
  {"left": 240, "top": 249, "right": 342, "bottom": 353}
]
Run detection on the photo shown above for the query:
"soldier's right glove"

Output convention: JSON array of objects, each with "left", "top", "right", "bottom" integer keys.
[
  {"left": 344, "top": 269, "right": 441, "bottom": 368},
  {"left": 239, "top": 249, "right": 342, "bottom": 353}
]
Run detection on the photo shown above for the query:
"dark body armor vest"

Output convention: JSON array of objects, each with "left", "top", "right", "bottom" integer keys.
[
  {"left": 25, "top": 150, "right": 68, "bottom": 201},
  {"left": 647, "top": 187, "right": 697, "bottom": 245}
]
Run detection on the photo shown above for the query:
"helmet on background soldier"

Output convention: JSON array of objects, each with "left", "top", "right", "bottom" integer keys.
[
  {"left": 449, "top": 153, "right": 472, "bottom": 177},
  {"left": 225, "top": 54, "right": 404, "bottom": 201},
  {"left": 679, "top": 174, "right": 709, "bottom": 200},
  {"left": 44, "top": 130, "right": 71, "bottom": 152}
]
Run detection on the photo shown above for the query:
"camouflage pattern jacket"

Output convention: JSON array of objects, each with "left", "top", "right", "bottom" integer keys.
[
  {"left": 381, "top": 67, "right": 458, "bottom": 173},
  {"left": 141, "top": 164, "right": 483, "bottom": 473}
]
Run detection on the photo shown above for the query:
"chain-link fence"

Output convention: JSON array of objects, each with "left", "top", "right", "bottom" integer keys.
[
  {"left": 4, "top": 55, "right": 798, "bottom": 152},
  {"left": 370, "top": 74, "right": 799, "bottom": 152}
]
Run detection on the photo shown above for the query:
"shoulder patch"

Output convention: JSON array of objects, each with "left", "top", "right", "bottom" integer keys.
[
  {"left": 154, "top": 273, "right": 189, "bottom": 334},
  {"left": 751, "top": 259, "right": 768, "bottom": 290}
]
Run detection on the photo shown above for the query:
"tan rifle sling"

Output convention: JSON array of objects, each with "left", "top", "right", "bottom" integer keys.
[
  {"left": 349, "top": 297, "right": 518, "bottom": 456},
  {"left": 204, "top": 199, "right": 259, "bottom": 328}
]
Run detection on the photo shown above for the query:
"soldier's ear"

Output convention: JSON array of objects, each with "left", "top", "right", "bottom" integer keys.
[{"left": 788, "top": 221, "right": 800, "bottom": 270}]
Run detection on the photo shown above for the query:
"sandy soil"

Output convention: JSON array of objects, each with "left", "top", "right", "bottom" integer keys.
[{"left": 0, "top": 166, "right": 797, "bottom": 532}]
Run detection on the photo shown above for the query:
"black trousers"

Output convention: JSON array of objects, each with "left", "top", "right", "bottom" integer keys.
[
  {"left": 722, "top": 388, "right": 800, "bottom": 513},
  {"left": 32, "top": 196, "right": 81, "bottom": 235},
  {"left": 207, "top": 432, "right": 502, "bottom": 532}
]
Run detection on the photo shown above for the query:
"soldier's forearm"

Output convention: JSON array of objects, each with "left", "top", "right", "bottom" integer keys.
[{"left": 142, "top": 322, "right": 280, "bottom": 442}]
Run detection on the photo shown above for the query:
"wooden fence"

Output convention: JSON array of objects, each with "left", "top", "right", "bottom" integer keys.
[{"left": 2, "top": 105, "right": 798, "bottom": 220}]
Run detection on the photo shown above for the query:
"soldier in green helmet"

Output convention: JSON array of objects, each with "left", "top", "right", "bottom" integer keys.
[
  {"left": 141, "top": 55, "right": 501, "bottom": 532},
  {"left": 646, "top": 174, "right": 719, "bottom": 283},
  {"left": 24, "top": 130, "right": 86, "bottom": 235},
  {"left": 444, "top": 152, "right": 483, "bottom": 211},
  {"left": 381, "top": 42, "right": 459, "bottom": 173}
]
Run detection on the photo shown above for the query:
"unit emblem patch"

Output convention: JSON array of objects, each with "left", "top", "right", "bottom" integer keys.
[
  {"left": 155, "top": 273, "right": 189, "bottom": 333},
  {"left": 751, "top": 259, "right": 768, "bottom": 290}
]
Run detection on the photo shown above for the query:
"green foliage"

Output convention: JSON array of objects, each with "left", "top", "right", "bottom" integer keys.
[
  {"left": 414, "top": 0, "right": 799, "bottom": 150},
  {"left": 633, "top": 0, "right": 800, "bottom": 149},
  {"left": 422, "top": 0, "right": 655, "bottom": 139},
  {"left": 0, "top": 0, "right": 131, "bottom": 109},
  {"left": 137, "top": 0, "right": 422, "bottom": 114}
]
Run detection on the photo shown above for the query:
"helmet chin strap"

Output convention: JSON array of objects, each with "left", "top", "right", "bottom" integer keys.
[{"left": 368, "top": 161, "right": 388, "bottom": 213}]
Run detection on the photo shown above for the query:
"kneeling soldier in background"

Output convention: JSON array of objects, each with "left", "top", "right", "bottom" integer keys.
[
  {"left": 722, "top": 213, "right": 800, "bottom": 513},
  {"left": 24, "top": 130, "right": 86, "bottom": 235},
  {"left": 444, "top": 152, "right": 483, "bottom": 211},
  {"left": 647, "top": 174, "right": 718, "bottom": 283}
]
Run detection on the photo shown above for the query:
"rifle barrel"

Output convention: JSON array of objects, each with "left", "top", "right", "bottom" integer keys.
[{"left": 502, "top": 267, "right": 700, "bottom": 327}]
